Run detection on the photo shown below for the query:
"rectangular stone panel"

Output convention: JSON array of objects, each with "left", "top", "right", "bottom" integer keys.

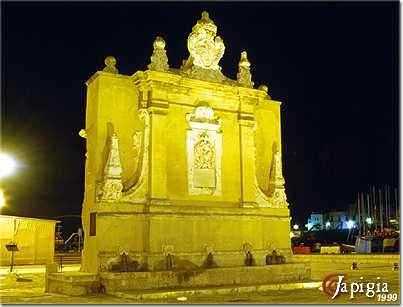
[{"left": 193, "top": 168, "right": 216, "bottom": 187}]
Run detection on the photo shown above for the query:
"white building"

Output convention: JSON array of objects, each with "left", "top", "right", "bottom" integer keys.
[
  {"left": 307, "top": 210, "right": 355, "bottom": 231},
  {"left": 0, "top": 215, "right": 59, "bottom": 265},
  {"left": 307, "top": 213, "right": 324, "bottom": 230}
]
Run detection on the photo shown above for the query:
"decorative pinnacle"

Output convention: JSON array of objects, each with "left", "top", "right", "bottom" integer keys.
[
  {"left": 104, "top": 133, "right": 122, "bottom": 178},
  {"left": 258, "top": 85, "right": 271, "bottom": 99},
  {"left": 201, "top": 11, "right": 211, "bottom": 22},
  {"left": 192, "top": 10, "right": 217, "bottom": 34},
  {"left": 78, "top": 129, "right": 87, "bottom": 139},
  {"left": 148, "top": 36, "right": 169, "bottom": 72},
  {"left": 258, "top": 85, "right": 268, "bottom": 93},
  {"left": 237, "top": 51, "right": 254, "bottom": 88},
  {"left": 153, "top": 36, "right": 166, "bottom": 50},
  {"left": 239, "top": 51, "right": 251, "bottom": 68},
  {"left": 103, "top": 56, "right": 119, "bottom": 74}
]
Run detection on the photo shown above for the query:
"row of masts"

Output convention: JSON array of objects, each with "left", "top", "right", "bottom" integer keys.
[{"left": 356, "top": 185, "right": 398, "bottom": 236}]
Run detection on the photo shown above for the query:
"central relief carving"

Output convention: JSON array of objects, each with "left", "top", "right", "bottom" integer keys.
[{"left": 186, "top": 104, "right": 222, "bottom": 195}]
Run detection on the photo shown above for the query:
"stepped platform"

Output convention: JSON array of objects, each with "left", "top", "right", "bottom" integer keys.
[
  {"left": 46, "top": 262, "right": 311, "bottom": 296},
  {"left": 108, "top": 280, "right": 321, "bottom": 301}
]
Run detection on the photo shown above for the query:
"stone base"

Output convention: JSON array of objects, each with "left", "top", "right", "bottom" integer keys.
[
  {"left": 46, "top": 272, "right": 101, "bottom": 296},
  {"left": 100, "top": 262, "right": 311, "bottom": 293},
  {"left": 110, "top": 281, "right": 322, "bottom": 301},
  {"left": 83, "top": 205, "right": 292, "bottom": 274}
]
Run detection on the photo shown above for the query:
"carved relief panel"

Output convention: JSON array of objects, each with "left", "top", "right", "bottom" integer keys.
[{"left": 186, "top": 104, "right": 222, "bottom": 196}]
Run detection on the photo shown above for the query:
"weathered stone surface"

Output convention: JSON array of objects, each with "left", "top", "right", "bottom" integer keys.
[
  {"left": 46, "top": 272, "right": 100, "bottom": 296},
  {"left": 100, "top": 263, "right": 311, "bottom": 292}
]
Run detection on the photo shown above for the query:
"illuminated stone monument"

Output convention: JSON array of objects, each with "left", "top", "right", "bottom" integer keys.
[{"left": 72, "top": 11, "right": 309, "bottom": 293}]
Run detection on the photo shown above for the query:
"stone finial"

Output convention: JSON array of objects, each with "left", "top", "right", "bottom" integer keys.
[
  {"left": 153, "top": 36, "right": 166, "bottom": 50},
  {"left": 104, "top": 133, "right": 122, "bottom": 179},
  {"left": 103, "top": 56, "right": 119, "bottom": 74},
  {"left": 258, "top": 85, "right": 268, "bottom": 94},
  {"left": 78, "top": 129, "right": 87, "bottom": 139},
  {"left": 258, "top": 84, "right": 271, "bottom": 99},
  {"left": 269, "top": 151, "right": 285, "bottom": 188},
  {"left": 192, "top": 11, "right": 217, "bottom": 34},
  {"left": 237, "top": 51, "right": 254, "bottom": 88},
  {"left": 100, "top": 133, "right": 123, "bottom": 201},
  {"left": 148, "top": 36, "right": 169, "bottom": 72},
  {"left": 268, "top": 150, "right": 287, "bottom": 207},
  {"left": 239, "top": 51, "right": 251, "bottom": 68}
]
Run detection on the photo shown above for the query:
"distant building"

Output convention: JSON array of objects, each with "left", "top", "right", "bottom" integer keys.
[
  {"left": 327, "top": 211, "right": 351, "bottom": 229},
  {"left": 0, "top": 215, "right": 59, "bottom": 265},
  {"left": 307, "top": 213, "right": 324, "bottom": 230},
  {"left": 307, "top": 209, "right": 355, "bottom": 231}
]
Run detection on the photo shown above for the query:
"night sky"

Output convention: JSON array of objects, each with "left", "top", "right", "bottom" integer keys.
[{"left": 2, "top": 2, "right": 399, "bottom": 228}]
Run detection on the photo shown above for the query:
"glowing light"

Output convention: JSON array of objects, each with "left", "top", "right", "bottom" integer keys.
[
  {"left": 290, "top": 231, "right": 295, "bottom": 238},
  {"left": 305, "top": 223, "right": 312, "bottom": 230},
  {"left": 0, "top": 189, "right": 5, "bottom": 208},
  {"left": 365, "top": 217, "right": 372, "bottom": 224},
  {"left": 0, "top": 153, "right": 17, "bottom": 178},
  {"left": 325, "top": 221, "right": 331, "bottom": 228},
  {"left": 177, "top": 297, "right": 187, "bottom": 301},
  {"left": 346, "top": 220, "right": 355, "bottom": 229},
  {"left": 293, "top": 224, "right": 299, "bottom": 230}
]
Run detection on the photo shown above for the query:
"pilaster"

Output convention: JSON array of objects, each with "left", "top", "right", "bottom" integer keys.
[
  {"left": 238, "top": 113, "right": 257, "bottom": 208},
  {"left": 148, "top": 102, "right": 169, "bottom": 204}
]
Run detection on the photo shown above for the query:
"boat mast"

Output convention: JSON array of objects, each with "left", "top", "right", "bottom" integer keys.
[
  {"left": 367, "top": 193, "right": 370, "bottom": 234},
  {"left": 395, "top": 187, "right": 398, "bottom": 220},
  {"left": 357, "top": 192, "right": 361, "bottom": 236},
  {"left": 379, "top": 188, "right": 384, "bottom": 232}
]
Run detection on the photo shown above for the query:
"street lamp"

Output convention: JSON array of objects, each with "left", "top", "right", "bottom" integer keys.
[
  {"left": 0, "top": 153, "right": 17, "bottom": 178},
  {"left": 325, "top": 221, "right": 331, "bottom": 228},
  {"left": 365, "top": 217, "right": 372, "bottom": 224},
  {"left": 347, "top": 220, "right": 355, "bottom": 229},
  {"left": 293, "top": 224, "right": 299, "bottom": 230}
]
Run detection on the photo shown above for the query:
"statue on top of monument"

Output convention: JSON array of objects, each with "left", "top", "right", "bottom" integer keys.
[{"left": 187, "top": 11, "right": 225, "bottom": 71}]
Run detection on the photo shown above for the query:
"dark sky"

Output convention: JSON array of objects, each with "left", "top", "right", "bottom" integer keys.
[{"left": 1, "top": 2, "right": 399, "bottom": 227}]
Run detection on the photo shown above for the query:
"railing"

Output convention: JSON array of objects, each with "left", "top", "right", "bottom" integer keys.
[{"left": 53, "top": 252, "right": 81, "bottom": 267}]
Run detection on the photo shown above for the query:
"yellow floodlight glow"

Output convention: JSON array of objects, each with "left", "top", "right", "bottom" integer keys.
[
  {"left": 0, "top": 153, "right": 17, "bottom": 178},
  {"left": 0, "top": 189, "right": 5, "bottom": 208}
]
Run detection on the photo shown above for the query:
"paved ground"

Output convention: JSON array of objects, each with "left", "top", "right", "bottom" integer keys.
[{"left": 0, "top": 262, "right": 400, "bottom": 304}]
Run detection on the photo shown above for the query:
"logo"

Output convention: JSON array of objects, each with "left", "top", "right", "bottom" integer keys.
[
  {"left": 322, "top": 274, "right": 343, "bottom": 298},
  {"left": 322, "top": 274, "right": 396, "bottom": 300}
]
